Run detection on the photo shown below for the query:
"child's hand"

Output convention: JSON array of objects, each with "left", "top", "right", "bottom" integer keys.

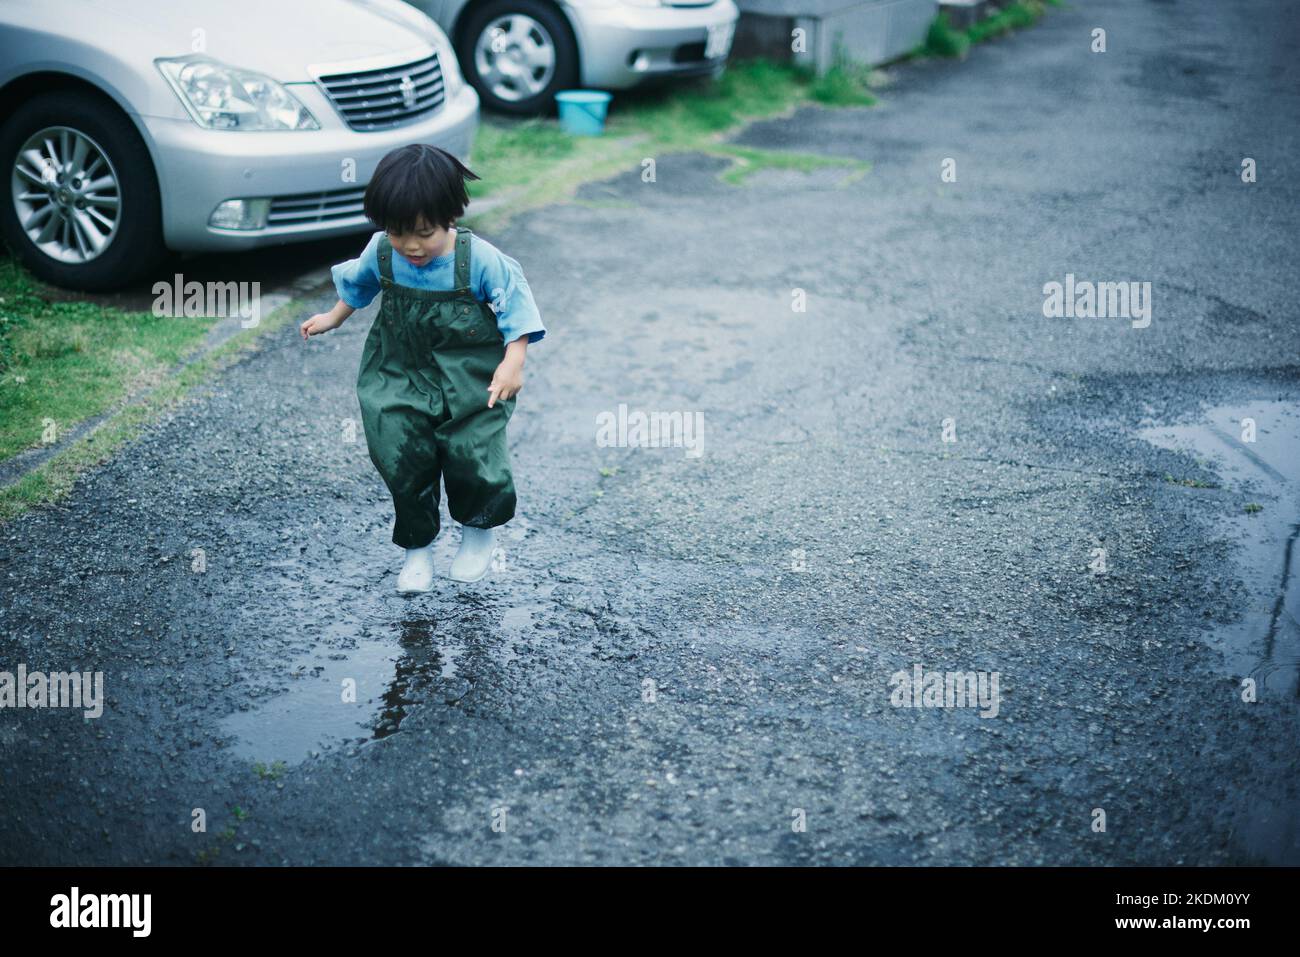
[
  {"left": 487, "top": 357, "right": 524, "bottom": 408},
  {"left": 300, "top": 311, "right": 344, "bottom": 340}
]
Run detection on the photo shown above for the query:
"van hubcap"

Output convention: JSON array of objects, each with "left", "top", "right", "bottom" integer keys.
[{"left": 475, "top": 15, "right": 556, "bottom": 102}]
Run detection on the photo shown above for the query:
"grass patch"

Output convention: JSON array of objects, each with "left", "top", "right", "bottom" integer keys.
[
  {"left": 968, "top": 1, "right": 1046, "bottom": 43},
  {"left": 807, "top": 55, "right": 879, "bottom": 108},
  {"left": 923, "top": 13, "right": 972, "bottom": 58},
  {"left": 465, "top": 58, "right": 874, "bottom": 234},
  {"left": 919, "top": 1, "right": 1055, "bottom": 59},
  {"left": 710, "top": 143, "right": 868, "bottom": 186},
  {"left": 194, "top": 806, "right": 252, "bottom": 864},
  {"left": 468, "top": 118, "right": 577, "bottom": 200},
  {"left": 0, "top": 272, "right": 317, "bottom": 523},
  {"left": 0, "top": 259, "right": 213, "bottom": 464},
  {"left": 254, "top": 760, "right": 287, "bottom": 781},
  {"left": 617, "top": 58, "right": 811, "bottom": 145},
  {"left": 1164, "top": 474, "right": 1219, "bottom": 490}
]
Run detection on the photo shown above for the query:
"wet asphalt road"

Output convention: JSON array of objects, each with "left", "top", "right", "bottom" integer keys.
[{"left": 3, "top": 0, "right": 1299, "bottom": 865}]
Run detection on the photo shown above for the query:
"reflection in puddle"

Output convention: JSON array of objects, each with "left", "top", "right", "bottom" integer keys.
[
  {"left": 218, "top": 615, "right": 493, "bottom": 765},
  {"left": 1139, "top": 400, "right": 1300, "bottom": 697},
  {"left": 1140, "top": 400, "right": 1300, "bottom": 864},
  {"left": 373, "top": 619, "right": 444, "bottom": 741}
]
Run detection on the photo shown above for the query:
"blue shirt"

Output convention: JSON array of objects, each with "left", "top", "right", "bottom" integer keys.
[{"left": 332, "top": 230, "right": 546, "bottom": 346}]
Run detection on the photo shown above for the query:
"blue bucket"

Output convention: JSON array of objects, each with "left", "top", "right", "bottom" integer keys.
[{"left": 555, "top": 89, "right": 612, "bottom": 136}]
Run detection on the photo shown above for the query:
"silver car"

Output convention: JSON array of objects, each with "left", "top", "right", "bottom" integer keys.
[
  {"left": 0, "top": 0, "right": 478, "bottom": 291},
  {"left": 412, "top": 0, "right": 737, "bottom": 114}
]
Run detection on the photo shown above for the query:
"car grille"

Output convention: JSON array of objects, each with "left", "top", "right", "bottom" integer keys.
[
  {"left": 316, "top": 54, "right": 445, "bottom": 131},
  {"left": 268, "top": 186, "right": 367, "bottom": 226}
]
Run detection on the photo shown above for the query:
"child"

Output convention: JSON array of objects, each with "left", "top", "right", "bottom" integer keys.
[{"left": 300, "top": 144, "right": 545, "bottom": 593}]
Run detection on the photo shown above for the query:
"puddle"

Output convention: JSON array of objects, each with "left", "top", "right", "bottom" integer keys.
[
  {"left": 217, "top": 615, "right": 471, "bottom": 764},
  {"left": 1139, "top": 399, "right": 1300, "bottom": 864},
  {"left": 217, "top": 618, "right": 430, "bottom": 765},
  {"left": 1138, "top": 400, "right": 1300, "bottom": 697},
  {"left": 218, "top": 602, "right": 545, "bottom": 766}
]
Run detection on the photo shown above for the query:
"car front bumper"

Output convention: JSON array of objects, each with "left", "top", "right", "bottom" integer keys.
[
  {"left": 567, "top": 1, "right": 739, "bottom": 91},
  {"left": 136, "top": 81, "right": 479, "bottom": 253}
]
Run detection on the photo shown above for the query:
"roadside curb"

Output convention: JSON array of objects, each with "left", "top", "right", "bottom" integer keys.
[{"left": 0, "top": 268, "right": 336, "bottom": 520}]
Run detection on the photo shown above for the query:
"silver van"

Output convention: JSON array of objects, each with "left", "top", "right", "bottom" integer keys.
[{"left": 410, "top": 0, "right": 737, "bottom": 114}]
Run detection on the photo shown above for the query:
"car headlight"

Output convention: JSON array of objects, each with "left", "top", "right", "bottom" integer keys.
[{"left": 156, "top": 57, "right": 320, "bottom": 131}]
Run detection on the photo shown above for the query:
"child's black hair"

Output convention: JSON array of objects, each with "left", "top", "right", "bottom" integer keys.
[{"left": 364, "top": 144, "right": 480, "bottom": 235}]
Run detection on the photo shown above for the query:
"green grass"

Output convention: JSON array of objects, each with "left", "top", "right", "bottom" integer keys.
[
  {"left": 1164, "top": 474, "right": 1219, "bottom": 490},
  {"left": 0, "top": 259, "right": 214, "bottom": 464},
  {"left": 714, "top": 143, "right": 869, "bottom": 186},
  {"left": 919, "top": 1, "right": 1055, "bottom": 59},
  {"left": 924, "top": 13, "right": 972, "bottom": 58},
  {"left": 468, "top": 118, "right": 577, "bottom": 199},
  {"left": 808, "top": 62, "right": 879, "bottom": 108},
  {"left": 194, "top": 806, "right": 252, "bottom": 864},
  {"left": 968, "top": 1, "right": 1045, "bottom": 43},
  {"left": 253, "top": 760, "right": 287, "bottom": 781},
  {"left": 0, "top": 271, "right": 317, "bottom": 523},
  {"left": 465, "top": 59, "right": 874, "bottom": 234},
  {"left": 616, "top": 58, "right": 811, "bottom": 144}
]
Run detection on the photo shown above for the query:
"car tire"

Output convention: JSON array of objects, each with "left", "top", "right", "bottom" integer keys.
[
  {"left": 0, "top": 90, "right": 168, "bottom": 291},
  {"left": 457, "top": 0, "right": 579, "bottom": 115}
]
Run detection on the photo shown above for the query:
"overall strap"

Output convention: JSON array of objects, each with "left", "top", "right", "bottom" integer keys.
[
  {"left": 453, "top": 227, "right": 472, "bottom": 291},
  {"left": 377, "top": 234, "right": 394, "bottom": 284}
]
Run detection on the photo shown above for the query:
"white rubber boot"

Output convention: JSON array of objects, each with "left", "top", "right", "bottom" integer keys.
[
  {"left": 396, "top": 544, "right": 435, "bottom": 594},
  {"left": 449, "top": 526, "right": 495, "bottom": 583}
]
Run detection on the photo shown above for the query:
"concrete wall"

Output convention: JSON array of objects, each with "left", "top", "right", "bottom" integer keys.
[{"left": 733, "top": 0, "right": 938, "bottom": 74}]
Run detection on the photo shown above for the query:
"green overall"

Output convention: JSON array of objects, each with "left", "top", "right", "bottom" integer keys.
[{"left": 356, "top": 227, "right": 516, "bottom": 548}]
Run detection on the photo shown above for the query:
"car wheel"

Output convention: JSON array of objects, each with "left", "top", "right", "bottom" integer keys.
[
  {"left": 0, "top": 90, "right": 167, "bottom": 291},
  {"left": 458, "top": 0, "right": 579, "bottom": 115}
]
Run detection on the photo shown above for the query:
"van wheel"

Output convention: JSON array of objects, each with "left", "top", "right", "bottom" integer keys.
[
  {"left": 458, "top": 0, "right": 579, "bottom": 115},
  {"left": 0, "top": 90, "right": 167, "bottom": 291}
]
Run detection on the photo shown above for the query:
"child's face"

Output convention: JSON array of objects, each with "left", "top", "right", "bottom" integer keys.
[{"left": 387, "top": 216, "right": 452, "bottom": 267}]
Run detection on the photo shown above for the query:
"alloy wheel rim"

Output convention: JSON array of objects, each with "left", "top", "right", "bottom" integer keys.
[{"left": 11, "top": 126, "right": 121, "bottom": 264}]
